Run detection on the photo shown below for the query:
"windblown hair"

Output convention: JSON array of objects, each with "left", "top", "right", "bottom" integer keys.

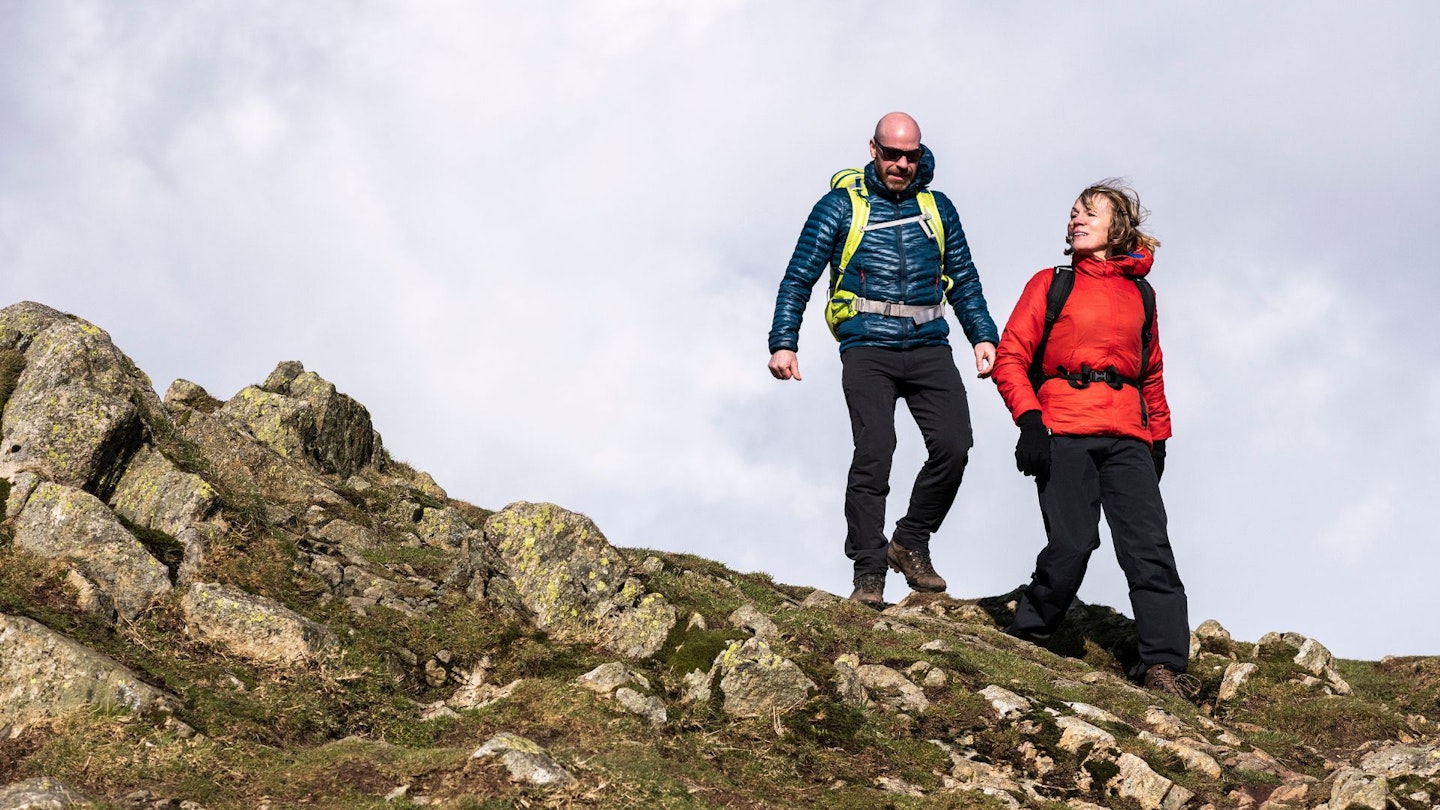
[{"left": 1065, "top": 178, "right": 1161, "bottom": 256}]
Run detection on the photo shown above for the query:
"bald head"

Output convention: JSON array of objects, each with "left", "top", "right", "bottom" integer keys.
[
  {"left": 874, "top": 112, "right": 921, "bottom": 145},
  {"left": 870, "top": 112, "right": 923, "bottom": 192}
]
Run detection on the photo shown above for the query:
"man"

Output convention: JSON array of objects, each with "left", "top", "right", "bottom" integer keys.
[{"left": 768, "top": 112, "right": 999, "bottom": 608}]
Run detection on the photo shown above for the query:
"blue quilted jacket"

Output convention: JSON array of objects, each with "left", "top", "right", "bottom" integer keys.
[{"left": 768, "top": 146, "right": 999, "bottom": 355}]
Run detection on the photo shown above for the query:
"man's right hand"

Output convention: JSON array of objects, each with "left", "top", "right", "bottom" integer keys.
[{"left": 769, "top": 350, "right": 802, "bottom": 381}]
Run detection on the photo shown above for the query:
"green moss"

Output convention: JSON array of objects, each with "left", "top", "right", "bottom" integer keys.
[
  {"left": 0, "top": 347, "right": 26, "bottom": 418},
  {"left": 115, "top": 514, "right": 186, "bottom": 580},
  {"left": 1083, "top": 756, "right": 1120, "bottom": 783},
  {"left": 659, "top": 624, "right": 747, "bottom": 678}
]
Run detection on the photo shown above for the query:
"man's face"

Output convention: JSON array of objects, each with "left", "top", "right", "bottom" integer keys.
[{"left": 869, "top": 134, "right": 922, "bottom": 192}]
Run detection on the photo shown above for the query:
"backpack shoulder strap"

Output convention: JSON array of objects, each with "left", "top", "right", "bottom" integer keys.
[
  {"left": 1133, "top": 277, "right": 1156, "bottom": 381},
  {"left": 1028, "top": 266, "right": 1075, "bottom": 391},
  {"left": 916, "top": 191, "right": 945, "bottom": 263},
  {"left": 829, "top": 169, "right": 869, "bottom": 273}
]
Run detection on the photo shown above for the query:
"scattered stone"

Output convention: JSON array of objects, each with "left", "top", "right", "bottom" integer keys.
[
  {"left": 108, "top": 444, "right": 218, "bottom": 538},
  {"left": 1325, "top": 767, "right": 1388, "bottom": 810},
  {"left": 1108, "top": 752, "right": 1192, "bottom": 810},
  {"left": 978, "top": 685, "right": 1031, "bottom": 721},
  {"left": 313, "top": 519, "right": 382, "bottom": 551},
  {"left": 1258, "top": 781, "right": 1309, "bottom": 808},
  {"left": 685, "top": 612, "right": 707, "bottom": 631},
  {"left": 1066, "top": 702, "right": 1124, "bottom": 726},
  {"left": 1138, "top": 731, "right": 1223, "bottom": 778},
  {"left": 614, "top": 687, "right": 666, "bottom": 727},
  {"left": 874, "top": 775, "right": 924, "bottom": 796},
  {"left": 728, "top": 604, "right": 778, "bottom": 640},
  {"left": 471, "top": 733, "right": 575, "bottom": 788},
  {"left": 0, "top": 303, "right": 156, "bottom": 496},
  {"left": 1055, "top": 716, "right": 1115, "bottom": 754},
  {"left": 709, "top": 638, "right": 815, "bottom": 717},
  {"left": 1357, "top": 741, "right": 1440, "bottom": 778},
  {"left": 833, "top": 654, "right": 867, "bottom": 704},
  {"left": 1143, "top": 706, "right": 1191, "bottom": 739},
  {"left": 576, "top": 662, "right": 647, "bottom": 696},
  {"left": 800, "top": 589, "right": 840, "bottom": 608},
  {"left": 856, "top": 664, "right": 928, "bottom": 714},
  {"left": 919, "top": 639, "right": 950, "bottom": 652},
  {"left": 1217, "top": 662, "right": 1259, "bottom": 703},
  {"left": 0, "top": 777, "right": 97, "bottom": 809},
  {"left": 180, "top": 582, "right": 338, "bottom": 666}
]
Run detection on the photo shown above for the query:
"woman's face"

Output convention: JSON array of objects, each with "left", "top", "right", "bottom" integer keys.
[{"left": 1068, "top": 195, "right": 1113, "bottom": 259}]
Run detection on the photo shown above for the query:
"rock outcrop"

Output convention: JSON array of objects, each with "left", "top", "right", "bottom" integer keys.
[
  {"left": 484, "top": 501, "right": 676, "bottom": 659},
  {"left": 0, "top": 300, "right": 1436, "bottom": 809}
]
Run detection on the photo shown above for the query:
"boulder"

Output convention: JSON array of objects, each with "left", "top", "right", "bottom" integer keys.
[
  {"left": 215, "top": 362, "right": 375, "bottom": 481},
  {"left": 471, "top": 733, "right": 575, "bottom": 788},
  {"left": 709, "top": 638, "right": 815, "bottom": 717},
  {"left": 728, "top": 603, "right": 778, "bottom": 640},
  {"left": 0, "top": 303, "right": 160, "bottom": 498},
  {"left": 1325, "top": 768, "right": 1388, "bottom": 810},
  {"left": 855, "top": 664, "right": 928, "bottom": 715},
  {"left": 0, "top": 777, "right": 97, "bottom": 809},
  {"left": 978, "top": 685, "right": 1031, "bottom": 721},
  {"left": 13, "top": 482, "right": 172, "bottom": 621},
  {"left": 416, "top": 506, "right": 474, "bottom": 549},
  {"left": 108, "top": 444, "right": 219, "bottom": 537},
  {"left": 0, "top": 613, "right": 175, "bottom": 735},
  {"left": 169, "top": 405, "right": 348, "bottom": 513},
  {"left": 1055, "top": 716, "right": 1115, "bottom": 754},
  {"left": 1108, "top": 752, "right": 1192, "bottom": 810},
  {"left": 484, "top": 502, "right": 676, "bottom": 658},
  {"left": 180, "top": 582, "right": 338, "bottom": 666},
  {"left": 1217, "top": 661, "right": 1259, "bottom": 703}
]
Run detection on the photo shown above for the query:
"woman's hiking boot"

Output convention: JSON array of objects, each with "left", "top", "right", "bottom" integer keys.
[
  {"left": 1143, "top": 665, "right": 1199, "bottom": 699},
  {"left": 886, "top": 542, "right": 947, "bottom": 592},
  {"left": 848, "top": 573, "right": 886, "bottom": 609}
]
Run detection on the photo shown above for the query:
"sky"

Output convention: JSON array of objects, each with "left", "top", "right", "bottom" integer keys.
[{"left": 2, "top": 1, "right": 1437, "bottom": 661}]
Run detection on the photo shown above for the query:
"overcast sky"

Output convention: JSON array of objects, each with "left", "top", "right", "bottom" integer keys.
[{"left": 2, "top": 2, "right": 1437, "bottom": 661}]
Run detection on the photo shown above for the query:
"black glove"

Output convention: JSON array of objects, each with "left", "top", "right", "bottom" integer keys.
[
  {"left": 1014, "top": 410, "right": 1051, "bottom": 479},
  {"left": 1151, "top": 439, "right": 1166, "bottom": 481}
]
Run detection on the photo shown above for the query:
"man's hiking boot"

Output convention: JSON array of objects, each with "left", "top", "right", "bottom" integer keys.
[
  {"left": 848, "top": 573, "right": 886, "bottom": 609},
  {"left": 1143, "top": 664, "right": 1199, "bottom": 700},
  {"left": 886, "top": 542, "right": 947, "bottom": 592}
]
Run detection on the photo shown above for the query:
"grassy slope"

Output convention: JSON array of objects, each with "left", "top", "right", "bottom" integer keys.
[{"left": 2, "top": 523, "right": 1437, "bottom": 810}]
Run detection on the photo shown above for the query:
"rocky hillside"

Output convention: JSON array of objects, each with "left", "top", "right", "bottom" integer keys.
[{"left": 0, "top": 300, "right": 1436, "bottom": 810}]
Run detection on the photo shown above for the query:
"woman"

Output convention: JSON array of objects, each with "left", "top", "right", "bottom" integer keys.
[{"left": 990, "top": 179, "right": 1193, "bottom": 698}]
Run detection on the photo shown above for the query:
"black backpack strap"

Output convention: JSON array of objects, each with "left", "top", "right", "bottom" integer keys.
[
  {"left": 1133, "top": 277, "right": 1156, "bottom": 381},
  {"left": 1028, "top": 266, "right": 1074, "bottom": 391}
]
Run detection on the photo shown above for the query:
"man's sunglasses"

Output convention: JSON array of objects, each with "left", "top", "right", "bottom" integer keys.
[{"left": 873, "top": 140, "right": 922, "bottom": 164}]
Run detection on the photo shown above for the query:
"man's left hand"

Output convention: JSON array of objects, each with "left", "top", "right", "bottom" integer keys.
[{"left": 973, "top": 342, "right": 996, "bottom": 379}]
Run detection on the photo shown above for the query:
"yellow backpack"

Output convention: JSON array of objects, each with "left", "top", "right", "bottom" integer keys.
[{"left": 824, "top": 168, "right": 950, "bottom": 339}]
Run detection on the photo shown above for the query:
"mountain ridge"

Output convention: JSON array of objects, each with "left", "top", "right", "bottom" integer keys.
[{"left": 0, "top": 300, "right": 1436, "bottom": 810}]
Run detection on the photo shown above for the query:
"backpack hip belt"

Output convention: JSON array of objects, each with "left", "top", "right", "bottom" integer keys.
[{"left": 851, "top": 298, "right": 946, "bottom": 325}]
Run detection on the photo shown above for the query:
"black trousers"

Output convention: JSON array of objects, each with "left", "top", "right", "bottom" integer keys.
[
  {"left": 1008, "top": 436, "right": 1190, "bottom": 671},
  {"left": 840, "top": 345, "right": 973, "bottom": 577}
]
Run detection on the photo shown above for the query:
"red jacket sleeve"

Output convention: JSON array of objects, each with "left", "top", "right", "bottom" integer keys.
[
  {"left": 1142, "top": 302, "right": 1172, "bottom": 442},
  {"left": 991, "top": 269, "right": 1052, "bottom": 423}
]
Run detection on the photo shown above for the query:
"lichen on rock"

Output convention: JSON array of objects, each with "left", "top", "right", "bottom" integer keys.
[
  {"left": 13, "top": 481, "right": 172, "bottom": 621},
  {"left": 483, "top": 501, "right": 676, "bottom": 658},
  {"left": 180, "top": 582, "right": 338, "bottom": 667},
  {"left": 0, "top": 613, "right": 176, "bottom": 735}
]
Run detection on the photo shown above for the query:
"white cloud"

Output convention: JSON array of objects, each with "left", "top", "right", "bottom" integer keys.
[{"left": 2, "top": 2, "right": 1438, "bottom": 659}]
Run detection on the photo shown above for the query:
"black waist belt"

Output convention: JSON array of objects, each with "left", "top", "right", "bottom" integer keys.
[{"left": 1048, "top": 364, "right": 1140, "bottom": 391}]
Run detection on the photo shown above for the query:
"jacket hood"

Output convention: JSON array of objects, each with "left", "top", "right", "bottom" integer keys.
[
  {"left": 1076, "top": 246, "right": 1153, "bottom": 279},
  {"left": 864, "top": 143, "right": 936, "bottom": 199}
]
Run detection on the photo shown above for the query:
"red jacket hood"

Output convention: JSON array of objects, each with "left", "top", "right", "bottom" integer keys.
[{"left": 1075, "top": 247, "right": 1153, "bottom": 280}]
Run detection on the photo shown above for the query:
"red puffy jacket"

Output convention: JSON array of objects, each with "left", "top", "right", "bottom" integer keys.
[{"left": 992, "top": 249, "right": 1171, "bottom": 444}]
